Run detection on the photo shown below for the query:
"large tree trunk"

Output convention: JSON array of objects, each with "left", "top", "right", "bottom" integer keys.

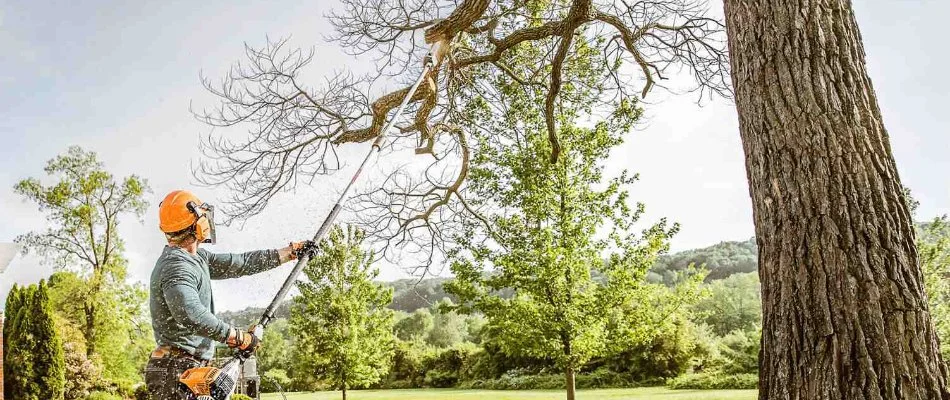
[{"left": 724, "top": 0, "right": 949, "bottom": 398}]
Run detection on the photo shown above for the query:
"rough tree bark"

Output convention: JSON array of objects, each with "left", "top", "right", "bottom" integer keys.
[{"left": 724, "top": 0, "right": 950, "bottom": 398}]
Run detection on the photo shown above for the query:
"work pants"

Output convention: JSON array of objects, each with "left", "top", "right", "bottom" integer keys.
[{"left": 144, "top": 354, "right": 206, "bottom": 400}]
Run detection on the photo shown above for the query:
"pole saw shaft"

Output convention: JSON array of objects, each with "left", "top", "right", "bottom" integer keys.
[{"left": 257, "top": 51, "right": 436, "bottom": 329}]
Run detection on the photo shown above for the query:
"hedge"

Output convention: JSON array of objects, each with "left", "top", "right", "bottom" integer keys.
[{"left": 667, "top": 372, "right": 758, "bottom": 390}]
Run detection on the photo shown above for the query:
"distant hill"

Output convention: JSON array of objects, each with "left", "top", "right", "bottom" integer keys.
[
  {"left": 217, "top": 302, "right": 292, "bottom": 328},
  {"left": 220, "top": 239, "right": 761, "bottom": 319},
  {"left": 216, "top": 278, "right": 456, "bottom": 324},
  {"left": 387, "top": 277, "right": 456, "bottom": 312},
  {"left": 647, "top": 238, "right": 758, "bottom": 285}
]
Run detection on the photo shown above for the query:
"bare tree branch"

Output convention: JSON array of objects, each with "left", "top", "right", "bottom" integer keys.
[{"left": 196, "top": 0, "right": 729, "bottom": 271}]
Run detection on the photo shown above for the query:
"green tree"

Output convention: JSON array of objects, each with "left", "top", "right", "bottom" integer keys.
[
  {"left": 290, "top": 226, "right": 396, "bottom": 400},
  {"left": 14, "top": 146, "right": 149, "bottom": 361},
  {"left": 3, "top": 285, "right": 28, "bottom": 399},
  {"left": 256, "top": 318, "right": 293, "bottom": 392},
  {"left": 445, "top": 36, "right": 699, "bottom": 400},
  {"left": 3, "top": 281, "right": 66, "bottom": 400},
  {"left": 394, "top": 309, "right": 434, "bottom": 342},
  {"left": 691, "top": 272, "right": 762, "bottom": 336},
  {"left": 46, "top": 259, "right": 152, "bottom": 386},
  {"left": 464, "top": 314, "right": 487, "bottom": 345},
  {"left": 426, "top": 301, "right": 469, "bottom": 348},
  {"left": 919, "top": 216, "right": 950, "bottom": 361}
]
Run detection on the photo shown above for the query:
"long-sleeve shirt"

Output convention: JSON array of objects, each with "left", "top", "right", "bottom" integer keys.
[{"left": 149, "top": 245, "right": 280, "bottom": 360}]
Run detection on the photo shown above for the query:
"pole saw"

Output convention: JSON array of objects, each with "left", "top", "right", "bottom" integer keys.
[{"left": 179, "top": 46, "right": 438, "bottom": 400}]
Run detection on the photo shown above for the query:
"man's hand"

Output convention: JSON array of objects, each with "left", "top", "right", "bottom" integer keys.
[
  {"left": 279, "top": 240, "right": 317, "bottom": 263},
  {"left": 226, "top": 326, "right": 261, "bottom": 356}
]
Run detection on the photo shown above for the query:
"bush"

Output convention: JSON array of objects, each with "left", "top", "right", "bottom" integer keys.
[
  {"left": 461, "top": 373, "right": 563, "bottom": 390},
  {"left": 575, "top": 368, "right": 637, "bottom": 389},
  {"left": 386, "top": 341, "right": 430, "bottom": 387},
  {"left": 472, "top": 330, "right": 553, "bottom": 379},
  {"left": 596, "top": 319, "right": 710, "bottom": 381},
  {"left": 62, "top": 340, "right": 102, "bottom": 400},
  {"left": 460, "top": 369, "right": 643, "bottom": 391},
  {"left": 423, "top": 343, "right": 479, "bottom": 386},
  {"left": 667, "top": 372, "right": 758, "bottom": 390},
  {"left": 718, "top": 329, "right": 760, "bottom": 375},
  {"left": 424, "top": 369, "right": 459, "bottom": 388},
  {"left": 385, "top": 342, "right": 481, "bottom": 388},
  {"left": 86, "top": 391, "right": 122, "bottom": 400}
]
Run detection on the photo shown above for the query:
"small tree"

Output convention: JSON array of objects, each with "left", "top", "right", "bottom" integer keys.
[
  {"left": 3, "top": 281, "right": 66, "bottom": 400},
  {"left": 290, "top": 226, "right": 395, "bottom": 400},
  {"left": 2, "top": 285, "right": 26, "bottom": 399},
  {"left": 15, "top": 146, "right": 149, "bottom": 361},
  {"left": 445, "top": 38, "right": 703, "bottom": 400}
]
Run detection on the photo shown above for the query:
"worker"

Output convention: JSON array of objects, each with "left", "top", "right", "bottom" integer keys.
[{"left": 145, "top": 190, "right": 311, "bottom": 399}]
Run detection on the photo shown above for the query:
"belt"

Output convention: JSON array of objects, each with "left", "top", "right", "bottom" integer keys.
[{"left": 150, "top": 345, "right": 209, "bottom": 365}]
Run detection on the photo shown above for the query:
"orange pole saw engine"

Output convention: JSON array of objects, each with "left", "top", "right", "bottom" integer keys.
[
  {"left": 176, "top": 46, "right": 437, "bottom": 400},
  {"left": 179, "top": 357, "right": 243, "bottom": 400}
]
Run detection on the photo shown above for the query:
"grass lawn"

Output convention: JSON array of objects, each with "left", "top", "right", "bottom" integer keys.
[{"left": 261, "top": 387, "right": 757, "bottom": 400}]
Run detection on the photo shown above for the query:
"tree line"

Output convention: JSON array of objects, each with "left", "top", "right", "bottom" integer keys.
[
  {"left": 4, "top": 146, "right": 949, "bottom": 400},
  {"left": 220, "top": 238, "right": 762, "bottom": 325}
]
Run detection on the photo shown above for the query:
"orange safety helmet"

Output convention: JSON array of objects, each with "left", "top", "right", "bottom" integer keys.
[{"left": 158, "top": 190, "right": 217, "bottom": 244}]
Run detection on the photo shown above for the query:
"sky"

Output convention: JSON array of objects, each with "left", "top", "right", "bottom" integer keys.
[{"left": 1, "top": 0, "right": 948, "bottom": 311}]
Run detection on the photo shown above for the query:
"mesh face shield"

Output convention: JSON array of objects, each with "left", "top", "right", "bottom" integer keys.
[{"left": 188, "top": 202, "right": 217, "bottom": 245}]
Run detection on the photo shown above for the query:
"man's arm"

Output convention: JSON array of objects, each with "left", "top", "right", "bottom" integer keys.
[
  {"left": 201, "top": 244, "right": 302, "bottom": 280},
  {"left": 201, "top": 248, "right": 281, "bottom": 280},
  {"left": 162, "top": 263, "right": 231, "bottom": 342}
]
